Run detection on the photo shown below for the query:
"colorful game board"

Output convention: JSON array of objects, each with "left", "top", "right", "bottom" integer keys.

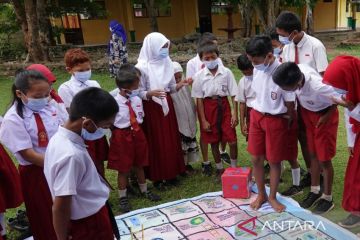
[{"left": 115, "top": 186, "right": 358, "bottom": 240}]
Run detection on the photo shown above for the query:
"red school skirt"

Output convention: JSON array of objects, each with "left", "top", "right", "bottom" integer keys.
[
  {"left": 108, "top": 127, "right": 149, "bottom": 173},
  {"left": 0, "top": 144, "right": 23, "bottom": 212},
  {"left": 18, "top": 164, "right": 57, "bottom": 240},
  {"left": 142, "top": 94, "right": 186, "bottom": 182},
  {"left": 85, "top": 136, "right": 109, "bottom": 175},
  {"left": 69, "top": 205, "right": 113, "bottom": 240}
]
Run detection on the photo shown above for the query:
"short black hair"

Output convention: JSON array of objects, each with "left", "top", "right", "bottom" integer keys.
[
  {"left": 246, "top": 35, "right": 273, "bottom": 58},
  {"left": 237, "top": 54, "right": 253, "bottom": 71},
  {"left": 266, "top": 27, "right": 279, "bottom": 41},
  {"left": 115, "top": 63, "right": 141, "bottom": 89},
  {"left": 198, "top": 43, "right": 219, "bottom": 59},
  {"left": 273, "top": 62, "right": 303, "bottom": 88},
  {"left": 198, "top": 32, "right": 217, "bottom": 47},
  {"left": 69, "top": 87, "right": 119, "bottom": 123},
  {"left": 276, "top": 11, "right": 302, "bottom": 33}
]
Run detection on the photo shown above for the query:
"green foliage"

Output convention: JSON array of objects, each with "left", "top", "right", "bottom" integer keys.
[
  {"left": 282, "top": 0, "right": 318, "bottom": 9},
  {"left": 132, "top": 0, "right": 171, "bottom": 12},
  {"left": 48, "top": 0, "right": 108, "bottom": 18}
]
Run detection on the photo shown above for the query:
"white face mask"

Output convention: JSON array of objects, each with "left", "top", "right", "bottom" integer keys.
[
  {"left": 279, "top": 35, "right": 291, "bottom": 45},
  {"left": 23, "top": 97, "right": 49, "bottom": 112},
  {"left": 253, "top": 62, "right": 269, "bottom": 71},
  {"left": 81, "top": 118, "right": 105, "bottom": 141},
  {"left": 74, "top": 70, "right": 92, "bottom": 83},
  {"left": 204, "top": 59, "right": 219, "bottom": 70},
  {"left": 273, "top": 47, "right": 282, "bottom": 57},
  {"left": 159, "top": 48, "right": 169, "bottom": 59}
]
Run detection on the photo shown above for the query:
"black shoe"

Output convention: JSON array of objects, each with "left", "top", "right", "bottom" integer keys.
[
  {"left": 264, "top": 163, "right": 270, "bottom": 173},
  {"left": 220, "top": 152, "right": 231, "bottom": 165},
  {"left": 142, "top": 190, "right": 161, "bottom": 202},
  {"left": 338, "top": 214, "right": 360, "bottom": 229},
  {"left": 281, "top": 185, "right": 303, "bottom": 197},
  {"left": 126, "top": 185, "right": 141, "bottom": 198},
  {"left": 300, "top": 172, "right": 311, "bottom": 188},
  {"left": 202, "top": 163, "right": 213, "bottom": 176},
  {"left": 119, "top": 196, "right": 131, "bottom": 213},
  {"left": 153, "top": 181, "right": 167, "bottom": 191},
  {"left": 300, "top": 192, "right": 322, "bottom": 209},
  {"left": 164, "top": 178, "right": 179, "bottom": 187},
  {"left": 314, "top": 198, "right": 335, "bottom": 215},
  {"left": 7, "top": 210, "right": 30, "bottom": 231}
]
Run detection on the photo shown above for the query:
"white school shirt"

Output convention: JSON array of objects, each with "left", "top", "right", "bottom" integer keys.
[
  {"left": 296, "top": 64, "right": 338, "bottom": 112},
  {"left": 186, "top": 54, "right": 224, "bottom": 79},
  {"left": 44, "top": 126, "right": 109, "bottom": 220},
  {"left": 251, "top": 59, "right": 296, "bottom": 114},
  {"left": 282, "top": 32, "right": 328, "bottom": 73},
  {"left": 58, "top": 76, "right": 101, "bottom": 108},
  {"left": 344, "top": 109, "right": 356, "bottom": 148},
  {"left": 0, "top": 102, "right": 67, "bottom": 166},
  {"left": 191, "top": 65, "right": 237, "bottom": 98},
  {"left": 235, "top": 75, "right": 256, "bottom": 108},
  {"left": 110, "top": 88, "right": 119, "bottom": 97},
  {"left": 113, "top": 94, "right": 144, "bottom": 129}
]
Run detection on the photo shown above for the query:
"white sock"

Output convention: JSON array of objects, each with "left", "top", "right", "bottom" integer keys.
[
  {"left": 310, "top": 185, "right": 321, "bottom": 194},
  {"left": 231, "top": 159, "right": 237, "bottom": 168},
  {"left": 219, "top": 148, "right": 226, "bottom": 154},
  {"left": 321, "top": 193, "right": 332, "bottom": 201},
  {"left": 139, "top": 183, "right": 147, "bottom": 193},
  {"left": 0, "top": 213, "right": 5, "bottom": 236},
  {"left": 292, "top": 168, "right": 301, "bottom": 186},
  {"left": 118, "top": 189, "right": 127, "bottom": 198},
  {"left": 203, "top": 161, "right": 211, "bottom": 165},
  {"left": 215, "top": 162, "right": 223, "bottom": 170}
]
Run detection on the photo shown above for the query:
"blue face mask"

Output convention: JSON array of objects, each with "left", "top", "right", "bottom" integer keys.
[
  {"left": 204, "top": 59, "right": 219, "bottom": 70},
  {"left": 125, "top": 89, "right": 140, "bottom": 98},
  {"left": 74, "top": 70, "right": 92, "bottom": 83},
  {"left": 253, "top": 62, "right": 269, "bottom": 72},
  {"left": 23, "top": 97, "right": 48, "bottom": 112},
  {"left": 279, "top": 35, "right": 291, "bottom": 45},
  {"left": 159, "top": 48, "right": 169, "bottom": 59},
  {"left": 273, "top": 47, "right": 282, "bottom": 57},
  {"left": 81, "top": 119, "right": 105, "bottom": 141}
]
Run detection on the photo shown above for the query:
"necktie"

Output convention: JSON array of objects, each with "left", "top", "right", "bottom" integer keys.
[
  {"left": 295, "top": 45, "right": 299, "bottom": 64},
  {"left": 33, "top": 113, "right": 49, "bottom": 147},
  {"left": 125, "top": 100, "right": 140, "bottom": 131}
]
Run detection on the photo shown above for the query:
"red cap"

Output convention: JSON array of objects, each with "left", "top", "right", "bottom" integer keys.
[{"left": 27, "top": 64, "right": 56, "bottom": 83}]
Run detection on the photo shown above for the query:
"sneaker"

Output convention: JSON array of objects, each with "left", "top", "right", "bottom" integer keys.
[
  {"left": 313, "top": 198, "right": 334, "bottom": 214},
  {"left": 142, "top": 190, "right": 161, "bottom": 202},
  {"left": 126, "top": 185, "right": 141, "bottom": 198},
  {"left": 300, "top": 192, "right": 322, "bottom": 209},
  {"left": 300, "top": 172, "right": 311, "bottom": 188},
  {"left": 338, "top": 214, "right": 360, "bottom": 229},
  {"left": 202, "top": 163, "right": 213, "bottom": 176},
  {"left": 153, "top": 181, "right": 167, "bottom": 191},
  {"left": 119, "top": 196, "right": 131, "bottom": 213},
  {"left": 281, "top": 185, "right": 303, "bottom": 197},
  {"left": 220, "top": 152, "right": 231, "bottom": 165},
  {"left": 7, "top": 210, "right": 30, "bottom": 231}
]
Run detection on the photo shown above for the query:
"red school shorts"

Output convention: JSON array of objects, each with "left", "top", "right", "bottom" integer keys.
[
  {"left": 200, "top": 97, "right": 237, "bottom": 144},
  {"left": 108, "top": 127, "right": 149, "bottom": 173},
  {"left": 300, "top": 106, "right": 339, "bottom": 161},
  {"left": 247, "top": 110, "right": 298, "bottom": 163}
]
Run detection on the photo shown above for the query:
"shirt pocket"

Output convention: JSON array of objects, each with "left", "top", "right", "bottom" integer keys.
[{"left": 218, "top": 78, "right": 229, "bottom": 94}]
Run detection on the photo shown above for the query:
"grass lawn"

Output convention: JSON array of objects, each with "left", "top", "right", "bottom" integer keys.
[{"left": 1, "top": 45, "right": 360, "bottom": 239}]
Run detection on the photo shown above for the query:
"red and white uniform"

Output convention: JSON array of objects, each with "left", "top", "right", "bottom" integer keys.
[
  {"left": 44, "top": 126, "right": 113, "bottom": 240},
  {"left": 0, "top": 102, "right": 67, "bottom": 240},
  {"left": 108, "top": 94, "right": 149, "bottom": 173},
  {"left": 192, "top": 65, "right": 237, "bottom": 144},
  {"left": 297, "top": 64, "right": 339, "bottom": 161},
  {"left": 248, "top": 59, "right": 297, "bottom": 162}
]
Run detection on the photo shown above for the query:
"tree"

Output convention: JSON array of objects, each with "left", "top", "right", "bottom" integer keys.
[
  {"left": 133, "top": 0, "right": 170, "bottom": 32},
  {"left": 238, "top": 0, "right": 254, "bottom": 37},
  {"left": 253, "top": 0, "right": 281, "bottom": 30}
]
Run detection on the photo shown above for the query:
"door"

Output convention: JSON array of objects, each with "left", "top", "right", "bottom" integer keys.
[
  {"left": 61, "top": 13, "right": 84, "bottom": 45},
  {"left": 198, "top": 0, "right": 212, "bottom": 33}
]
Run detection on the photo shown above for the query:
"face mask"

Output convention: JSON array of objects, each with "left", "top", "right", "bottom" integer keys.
[
  {"left": 279, "top": 35, "right": 291, "bottom": 45},
  {"left": 74, "top": 70, "right": 92, "bottom": 83},
  {"left": 204, "top": 59, "right": 219, "bottom": 70},
  {"left": 273, "top": 47, "right": 282, "bottom": 57},
  {"left": 253, "top": 62, "right": 269, "bottom": 72},
  {"left": 81, "top": 119, "right": 105, "bottom": 141},
  {"left": 125, "top": 89, "right": 140, "bottom": 98},
  {"left": 23, "top": 97, "right": 48, "bottom": 112},
  {"left": 245, "top": 75, "right": 253, "bottom": 81},
  {"left": 159, "top": 48, "right": 169, "bottom": 59},
  {"left": 333, "top": 87, "right": 348, "bottom": 95}
]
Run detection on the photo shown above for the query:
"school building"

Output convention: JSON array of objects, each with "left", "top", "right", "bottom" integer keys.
[{"left": 52, "top": 0, "right": 355, "bottom": 45}]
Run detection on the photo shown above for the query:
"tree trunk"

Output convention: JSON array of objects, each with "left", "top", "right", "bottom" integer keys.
[
  {"left": 239, "top": 0, "right": 253, "bottom": 37},
  {"left": 305, "top": 0, "right": 314, "bottom": 35},
  {"left": 12, "top": 0, "right": 30, "bottom": 51},
  {"left": 36, "top": 0, "right": 51, "bottom": 61},
  {"left": 254, "top": 0, "right": 281, "bottom": 31},
  {"left": 144, "top": 0, "right": 159, "bottom": 32}
]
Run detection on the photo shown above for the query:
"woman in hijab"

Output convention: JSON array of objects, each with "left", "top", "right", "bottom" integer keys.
[
  {"left": 323, "top": 55, "right": 360, "bottom": 230},
  {"left": 136, "top": 32, "right": 189, "bottom": 190},
  {"left": 108, "top": 20, "right": 128, "bottom": 78}
]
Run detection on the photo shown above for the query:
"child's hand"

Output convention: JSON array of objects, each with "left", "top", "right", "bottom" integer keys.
[
  {"left": 186, "top": 77, "right": 193, "bottom": 85},
  {"left": 348, "top": 147, "right": 354, "bottom": 157},
  {"left": 202, "top": 120, "right": 211, "bottom": 132},
  {"left": 147, "top": 89, "right": 166, "bottom": 99},
  {"left": 331, "top": 95, "right": 355, "bottom": 110},
  {"left": 241, "top": 123, "right": 248, "bottom": 137},
  {"left": 316, "top": 113, "right": 331, "bottom": 128},
  {"left": 231, "top": 114, "right": 239, "bottom": 128}
]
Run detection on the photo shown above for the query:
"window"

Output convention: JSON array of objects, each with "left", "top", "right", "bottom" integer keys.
[
  {"left": 80, "top": 1, "right": 107, "bottom": 20},
  {"left": 133, "top": 1, "right": 171, "bottom": 18}
]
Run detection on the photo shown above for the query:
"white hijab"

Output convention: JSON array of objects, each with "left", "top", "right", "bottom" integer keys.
[{"left": 136, "top": 32, "right": 174, "bottom": 115}]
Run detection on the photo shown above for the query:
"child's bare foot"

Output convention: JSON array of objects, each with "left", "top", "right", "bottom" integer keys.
[
  {"left": 250, "top": 194, "right": 267, "bottom": 210},
  {"left": 268, "top": 198, "right": 286, "bottom": 212}
]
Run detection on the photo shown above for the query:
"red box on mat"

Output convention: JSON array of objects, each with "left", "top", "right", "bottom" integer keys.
[{"left": 221, "top": 167, "right": 252, "bottom": 199}]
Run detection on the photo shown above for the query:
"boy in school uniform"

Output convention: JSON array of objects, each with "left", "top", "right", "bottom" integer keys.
[
  {"left": 44, "top": 87, "right": 119, "bottom": 240},
  {"left": 245, "top": 36, "right": 300, "bottom": 212},
  {"left": 108, "top": 64, "right": 161, "bottom": 213},
  {"left": 267, "top": 27, "right": 284, "bottom": 62},
  {"left": 273, "top": 62, "right": 339, "bottom": 214},
  {"left": 191, "top": 43, "right": 239, "bottom": 180},
  {"left": 58, "top": 48, "right": 109, "bottom": 176},
  {"left": 276, "top": 11, "right": 329, "bottom": 188}
]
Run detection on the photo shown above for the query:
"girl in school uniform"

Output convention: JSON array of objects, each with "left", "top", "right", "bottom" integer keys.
[
  {"left": 171, "top": 62, "right": 199, "bottom": 173},
  {"left": 0, "top": 70, "right": 68, "bottom": 240},
  {"left": 58, "top": 48, "right": 109, "bottom": 176},
  {"left": 136, "top": 32, "right": 188, "bottom": 189},
  {"left": 0, "top": 116, "right": 23, "bottom": 240}
]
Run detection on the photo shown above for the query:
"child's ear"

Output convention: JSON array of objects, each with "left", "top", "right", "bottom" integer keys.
[
  {"left": 65, "top": 67, "right": 72, "bottom": 73},
  {"left": 15, "top": 90, "right": 23, "bottom": 99}
]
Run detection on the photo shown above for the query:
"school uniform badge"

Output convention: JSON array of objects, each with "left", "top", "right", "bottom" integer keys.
[
  {"left": 271, "top": 92, "right": 277, "bottom": 100},
  {"left": 307, "top": 100, "right": 314, "bottom": 105},
  {"left": 222, "top": 85, "right": 228, "bottom": 93}
]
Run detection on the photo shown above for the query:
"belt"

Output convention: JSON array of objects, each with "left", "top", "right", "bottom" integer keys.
[
  {"left": 205, "top": 96, "right": 226, "bottom": 100},
  {"left": 258, "top": 111, "right": 287, "bottom": 117},
  {"left": 315, "top": 106, "right": 332, "bottom": 115}
]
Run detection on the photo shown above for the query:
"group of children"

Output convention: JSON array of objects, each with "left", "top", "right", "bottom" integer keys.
[{"left": 0, "top": 10, "right": 359, "bottom": 240}]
